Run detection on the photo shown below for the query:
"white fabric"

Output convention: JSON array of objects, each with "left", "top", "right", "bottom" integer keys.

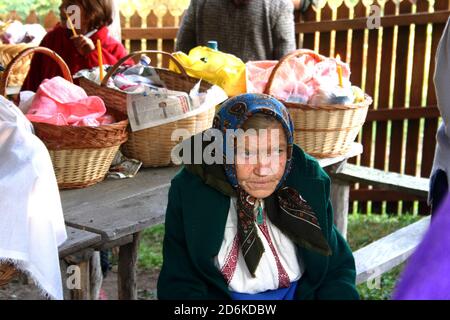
[
  {"left": 428, "top": 18, "right": 450, "bottom": 202},
  {"left": 0, "top": 96, "right": 67, "bottom": 300},
  {"left": 215, "top": 198, "right": 303, "bottom": 294},
  {"left": 430, "top": 17, "right": 450, "bottom": 203}
]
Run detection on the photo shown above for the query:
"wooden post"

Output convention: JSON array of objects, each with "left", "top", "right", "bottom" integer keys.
[
  {"left": 89, "top": 251, "right": 103, "bottom": 300},
  {"left": 63, "top": 250, "right": 94, "bottom": 300},
  {"left": 118, "top": 232, "right": 142, "bottom": 300},
  {"left": 327, "top": 161, "right": 349, "bottom": 239},
  {"left": 70, "top": 260, "right": 91, "bottom": 300},
  {"left": 330, "top": 178, "right": 349, "bottom": 239}
]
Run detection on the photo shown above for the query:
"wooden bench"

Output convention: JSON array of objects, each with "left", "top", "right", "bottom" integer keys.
[
  {"left": 354, "top": 216, "right": 430, "bottom": 285},
  {"left": 332, "top": 163, "right": 429, "bottom": 198},
  {"left": 330, "top": 163, "right": 431, "bottom": 286}
]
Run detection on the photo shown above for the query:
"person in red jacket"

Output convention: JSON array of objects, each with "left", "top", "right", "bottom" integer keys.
[{"left": 22, "top": 0, "right": 132, "bottom": 93}]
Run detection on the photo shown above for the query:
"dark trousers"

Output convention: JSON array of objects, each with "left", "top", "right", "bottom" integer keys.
[
  {"left": 100, "top": 250, "right": 111, "bottom": 278},
  {"left": 430, "top": 169, "right": 448, "bottom": 216}
]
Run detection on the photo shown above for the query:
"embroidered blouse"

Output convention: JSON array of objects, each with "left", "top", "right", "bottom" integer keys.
[{"left": 214, "top": 198, "right": 304, "bottom": 294}]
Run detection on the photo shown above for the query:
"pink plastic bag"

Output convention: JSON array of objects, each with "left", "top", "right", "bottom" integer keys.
[
  {"left": 27, "top": 76, "right": 108, "bottom": 126},
  {"left": 246, "top": 49, "right": 351, "bottom": 104}
]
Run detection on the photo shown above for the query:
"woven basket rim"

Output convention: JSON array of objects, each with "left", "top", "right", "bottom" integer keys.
[
  {"left": 79, "top": 66, "right": 214, "bottom": 92},
  {"left": 281, "top": 95, "right": 373, "bottom": 110}
]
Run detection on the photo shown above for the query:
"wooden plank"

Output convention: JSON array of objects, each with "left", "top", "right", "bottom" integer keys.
[
  {"left": 294, "top": 8, "right": 302, "bottom": 48},
  {"left": 64, "top": 184, "right": 170, "bottom": 240},
  {"left": 333, "top": 163, "right": 429, "bottom": 198},
  {"left": 365, "top": 106, "right": 440, "bottom": 121},
  {"left": 334, "top": 2, "right": 350, "bottom": 61},
  {"left": 373, "top": 1, "right": 396, "bottom": 214},
  {"left": 118, "top": 232, "right": 142, "bottom": 300},
  {"left": 359, "top": 19, "right": 381, "bottom": 214},
  {"left": 129, "top": 12, "right": 142, "bottom": 62},
  {"left": 122, "top": 27, "right": 179, "bottom": 40},
  {"left": 354, "top": 217, "right": 430, "bottom": 285},
  {"left": 404, "top": 0, "right": 429, "bottom": 214},
  {"left": 295, "top": 10, "right": 450, "bottom": 33},
  {"left": 349, "top": 1, "right": 365, "bottom": 90},
  {"left": 350, "top": 189, "right": 426, "bottom": 202},
  {"left": 25, "top": 10, "right": 39, "bottom": 24},
  {"left": 97, "top": 235, "right": 133, "bottom": 251},
  {"left": 300, "top": 4, "right": 317, "bottom": 50},
  {"left": 419, "top": 0, "right": 447, "bottom": 215},
  {"left": 162, "top": 11, "right": 176, "bottom": 67},
  {"left": 146, "top": 11, "right": 159, "bottom": 67},
  {"left": 318, "top": 4, "right": 332, "bottom": 57},
  {"left": 387, "top": 0, "right": 411, "bottom": 214},
  {"left": 60, "top": 166, "right": 179, "bottom": 213},
  {"left": 58, "top": 227, "right": 102, "bottom": 258},
  {"left": 43, "top": 11, "right": 59, "bottom": 30},
  {"left": 347, "top": 1, "right": 366, "bottom": 170}
]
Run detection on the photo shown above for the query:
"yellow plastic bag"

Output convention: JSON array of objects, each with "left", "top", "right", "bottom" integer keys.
[{"left": 170, "top": 46, "right": 246, "bottom": 97}]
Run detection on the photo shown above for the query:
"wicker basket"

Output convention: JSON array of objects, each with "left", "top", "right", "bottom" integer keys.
[
  {"left": 0, "top": 47, "right": 129, "bottom": 189},
  {"left": 264, "top": 49, "right": 372, "bottom": 158},
  {"left": 79, "top": 50, "right": 216, "bottom": 167},
  {"left": 0, "top": 43, "right": 34, "bottom": 87},
  {"left": 0, "top": 262, "right": 18, "bottom": 287}
]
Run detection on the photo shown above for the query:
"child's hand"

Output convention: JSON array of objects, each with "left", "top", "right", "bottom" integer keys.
[{"left": 71, "top": 35, "right": 95, "bottom": 56}]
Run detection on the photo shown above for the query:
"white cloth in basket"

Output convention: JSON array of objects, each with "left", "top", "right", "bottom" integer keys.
[{"left": 0, "top": 96, "right": 67, "bottom": 300}]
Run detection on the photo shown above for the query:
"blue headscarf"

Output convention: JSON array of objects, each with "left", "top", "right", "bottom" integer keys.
[{"left": 212, "top": 93, "right": 295, "bottom": 190}]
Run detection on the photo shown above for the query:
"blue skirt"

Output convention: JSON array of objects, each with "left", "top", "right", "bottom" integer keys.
[{"left": 231, "top": 281, "right": 298, "bottom": 300}]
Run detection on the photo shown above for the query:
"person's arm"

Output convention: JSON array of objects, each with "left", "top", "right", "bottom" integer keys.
[
  {"left": 273, "top": 1, "right": 297, "bottom": 59},
  {"left": 175, "top": 1, "right": 197, "bottom": 53},
  {"left": 84, "top": 38, "right": 134, "bottom": 67},
  {"left": 315, "top": 176, "right": 359, "bottom": 300},
  {"left": 434, "top": 17, "right": 450, "bottom": 134},
  {"left": 157, "top": 176, "right": 209, "bottom": 299}
]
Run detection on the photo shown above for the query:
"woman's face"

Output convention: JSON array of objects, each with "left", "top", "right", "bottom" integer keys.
[{"left": 235, "top": 124, "right": 288, "bottom": 199}]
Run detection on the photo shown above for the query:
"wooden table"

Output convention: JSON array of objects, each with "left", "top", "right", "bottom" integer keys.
[
  {"left": 60, "top": 166, "right": 179, "bottom": 299},
  {"left": 59, "top": 143, "right": 361, "bottom": 299}
]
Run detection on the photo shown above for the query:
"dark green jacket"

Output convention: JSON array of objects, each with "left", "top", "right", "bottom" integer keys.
[{"left": 157, "top": 145, "right": 359, "bottom": 300}]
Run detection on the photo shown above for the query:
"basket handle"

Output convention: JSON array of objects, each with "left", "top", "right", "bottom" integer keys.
[
  {"left": 263, "top": 49, "right": 321, "bottom": 96},
  {"left": 101, "top": 50, "right": 189, "bottom": 87},
  {"left": 0, "top": 46, "right": 73, "bottom": 96}
]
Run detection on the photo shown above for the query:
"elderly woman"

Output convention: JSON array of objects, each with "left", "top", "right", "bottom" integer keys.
[{"left": 157, "top": 93, "right": 358, "bottom": 300}]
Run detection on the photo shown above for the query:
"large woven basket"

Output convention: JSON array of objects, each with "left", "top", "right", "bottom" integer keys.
[
  {"left": 264, "top": 49, "right": 372, "bottom": 158},
  {"left": 0, "top": 43, "right": 34, "bottom": 87},
  {"left": 0, "top": 262, "right": 18, "bottom": 287},
  {"left": 0, "top": 47, "right": 129, "bottom": 189},
  {"left": 80, "top": 50, "right": 216, "bottom": 167}
]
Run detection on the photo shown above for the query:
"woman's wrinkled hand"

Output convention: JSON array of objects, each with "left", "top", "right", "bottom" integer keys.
[{"left": 71, "top": 35, "right": 95, "bottom": 56}]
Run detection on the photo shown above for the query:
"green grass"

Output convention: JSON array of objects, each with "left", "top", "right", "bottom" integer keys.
[
  {"left": 347, "top": 213, "right": 421, "bottom": 300},
  {"left": 137, "top": 213, "right": 422, "bottom": 300},
  {"left": 138, "top": 224, "right": 165, "bottom": 271}
]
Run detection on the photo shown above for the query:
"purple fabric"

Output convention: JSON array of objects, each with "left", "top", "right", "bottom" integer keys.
[{"left": 393, "top": 194, "right": 450, "bottom": 300}]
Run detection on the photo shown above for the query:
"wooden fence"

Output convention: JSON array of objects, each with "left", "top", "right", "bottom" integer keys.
[{"left": 4, "top": 0, "right": 449, "bottom": 215}]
